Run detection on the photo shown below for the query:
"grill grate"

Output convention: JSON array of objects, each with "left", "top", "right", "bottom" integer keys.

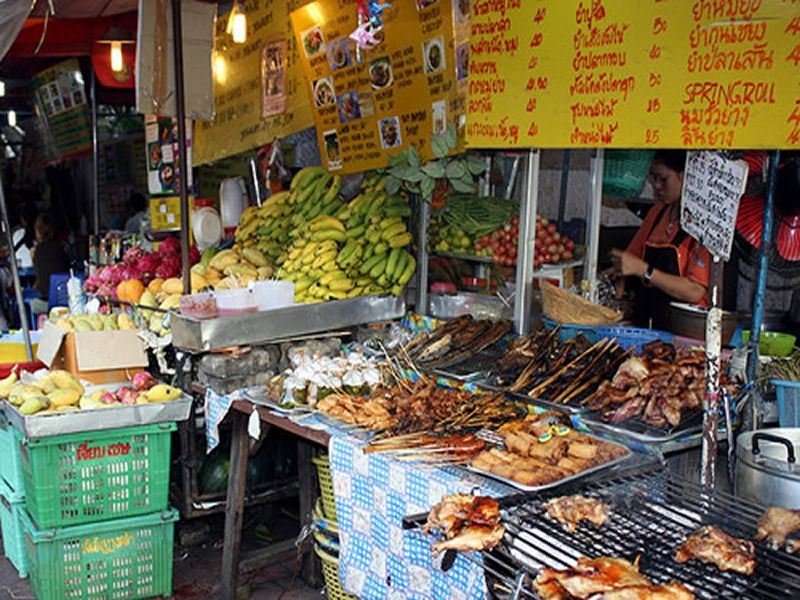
[{"left": 407, "top": 465, "right": 800, "bottom": 599}]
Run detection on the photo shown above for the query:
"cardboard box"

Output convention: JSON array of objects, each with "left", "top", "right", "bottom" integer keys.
[{"left": 36, "top": 323, "right": 148, "bottom": 384}]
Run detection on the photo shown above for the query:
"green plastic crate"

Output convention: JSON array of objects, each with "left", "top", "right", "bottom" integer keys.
[
  {"left": 21, "top": 507, "right": 178, "bottom": 600},
  {"left": 19, "top": 422, "right": 175, "bottom": 528},
  {"left": 0, "top": 411, "right": 25, "bottom": 495},
  {"left": 0, "top": 477, "right": 28, "bottom": 578}
]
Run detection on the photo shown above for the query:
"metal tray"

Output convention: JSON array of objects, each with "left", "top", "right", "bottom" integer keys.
[
  {"left": 429, "top": 351, "right": 503, "bottom": 383},
  {"left": 578, "top": 408, "right": 704, "bottom": 444},
  {"left": 477, "top": 380, "right": 589, "bottom": 416},
  {"left": 465, "top": 434, "right": 632, "bottom": 493},
  {"left": 3, "top": 394, "right": 193, "bottom": 438},
  {"left": 171, "top": 294, "right": 406, "bottom": 352}
]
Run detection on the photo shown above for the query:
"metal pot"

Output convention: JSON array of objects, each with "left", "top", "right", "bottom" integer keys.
[
  {"left": 736, "top": 428, "right": 800, "bottom": 508},
  {"left": 668, "top": 301, "right": 738, "bottom": 345}
]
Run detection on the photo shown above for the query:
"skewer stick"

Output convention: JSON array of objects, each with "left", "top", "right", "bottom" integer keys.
[
  {"left": 550, "top": 338, "right": 616, "bottom": 404},
  {"left": 527, "top": 338, "right": 609, "bottom": 398}
]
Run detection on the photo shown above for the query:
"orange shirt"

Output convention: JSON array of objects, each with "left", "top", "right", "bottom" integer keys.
[{"left": 626, "top": 202, "right": 711, "bottom": 298}]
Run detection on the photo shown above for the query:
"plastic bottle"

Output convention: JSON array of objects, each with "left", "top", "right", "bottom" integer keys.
[{"left": 67, "top": 270, "right": 86, "bottom": 315}]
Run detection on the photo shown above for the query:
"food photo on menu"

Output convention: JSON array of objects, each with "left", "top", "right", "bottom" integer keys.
[
  {"left": 326, "top": 38, "right": 352, "bottom": 71},
  {"left": 369, "top": 56, "right": 393, "bottom": 89},
  {"left": 313, "top": 77, "right": 336, "bottom": 108},
  {"left": 337, "top": 91, "right": 361, "bottom": 123},
  {"left": 301, "top": 25, "right": 325, "bottom": 57},
  {"left": 379, "top": 116, "right": 402, "bottom": 149},
  {"left": 423, "top": 37, "right": 445, "bottom": 74},
  {"left": 323, "top": 129, "right": 342, "bottom": 168}
]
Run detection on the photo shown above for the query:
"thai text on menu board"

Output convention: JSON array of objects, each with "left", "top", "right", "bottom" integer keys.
[
  {"left": 467, "top": 0, "right": 800, "bottom": 149},
  {"left": 681, "top": 151, "right": 748, "bottom": 260},
  {"left": 291, "top": 0, "right": 467, "bottom": 174}
]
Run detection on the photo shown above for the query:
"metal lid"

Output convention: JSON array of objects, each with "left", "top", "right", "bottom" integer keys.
[{"left": 737, "top": 427, "right": 800, "bottom": 477}]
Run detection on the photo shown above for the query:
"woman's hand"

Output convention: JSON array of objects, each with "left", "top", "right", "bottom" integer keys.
[{"left": 611, "top": 249, "right": 647, "bottom": 278}]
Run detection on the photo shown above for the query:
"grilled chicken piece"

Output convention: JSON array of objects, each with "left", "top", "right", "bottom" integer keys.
[
  {"left": 674, "top": 526, "right": 756, "bottom": 575},
  {"left": 424, "top": 494, "right": 504, "bottom": 554},
  {"left": 755, "top": 507, "right": 800, "bottom": 552},
  {"left": 432, "top": 523, "right": 505, "bottom": 553},
  {"left": 534, "top": 557, "right": 694, "bottom": 600},
  {"left": 545, "top": 495, "right": 610, "bottom": 533}
]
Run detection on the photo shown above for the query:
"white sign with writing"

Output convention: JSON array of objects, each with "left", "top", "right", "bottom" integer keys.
[{"left": 681, "top": 152, "right": 749, "bottom": 260}]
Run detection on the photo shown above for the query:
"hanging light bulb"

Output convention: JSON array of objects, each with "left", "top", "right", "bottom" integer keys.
[
  {"left": 227, "top": 3, "right": 247, "bottom": 44},
  {"left": 7, "top": 110, "right": 16, "bottom": 127},
  {"left": 110, "top": 41, "right": 124, "bottom": 72},
  {"left": 213, "top": 53, "right": 228, "bottom": 84},
  {"left": 0, "top": 81, "right": 5, "bottom": 97}
]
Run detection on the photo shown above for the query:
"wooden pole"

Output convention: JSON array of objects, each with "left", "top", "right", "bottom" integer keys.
[{"left": 701, "top": 255, "right": 723, "bottom": 487}]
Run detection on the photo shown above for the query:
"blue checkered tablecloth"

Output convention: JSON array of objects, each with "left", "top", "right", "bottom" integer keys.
[{"left": 329, "top": 432, "right": 515, "bottom": 599}]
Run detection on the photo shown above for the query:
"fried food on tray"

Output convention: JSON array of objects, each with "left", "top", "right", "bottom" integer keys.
[
  {"left": 545, "top": 496, "right": 610, "bottom": 533},
  {"left": 674, "top": 525, "right": 756, "bottom": 575},
  {"left": 755, "top": 507, "right": 800, "bottom": 553},
  {"left": 424, "top": 493, "right": 504, "bottom": 553},
  {"left": 471, "top": 413, "right": 628, "bottom": 488},
  {"left": 533, "top": 556, "right": 694, "bottom": 599}
]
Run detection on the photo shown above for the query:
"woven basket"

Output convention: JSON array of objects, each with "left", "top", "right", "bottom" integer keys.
[
  {"left": 541, "top": 282, "right": 622, "bottom": 326},
  {"left": 312, "top": 454, "right": 337, "bottom": 522},
  {"left": 603, "top": 150, "right": 655, "bottom": 198},
  {"left": 315, "top": 544, "right": 357, "bottom": 600}
]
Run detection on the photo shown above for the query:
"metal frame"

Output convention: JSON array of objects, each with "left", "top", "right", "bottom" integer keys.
[
  {"left": 514, "top": 150, "right": 540, "bottom": 335},
  {"left": 583, "top": 149, "right": 604, "bottom": 301}
]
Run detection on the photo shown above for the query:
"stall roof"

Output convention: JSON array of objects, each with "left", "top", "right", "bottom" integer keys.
[{"left": 29, "top": 0, "right": 138, "bottom": 18}]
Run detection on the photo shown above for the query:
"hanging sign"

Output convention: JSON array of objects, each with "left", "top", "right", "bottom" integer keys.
[
  {"left": 193, "top": 1, "right": 315, "bottom": 166},
  {"left": 467, "top": 0, "right": 800, "bottom": 149},
  {"left": 144, "top": 115, "right": 192, "bottom": 196},
  {"left": 30, "top": 59, "right": 92, "bottom": 164},
  {"left": 290, "top": 0, "right": 466, "bottom": 174},
  {"left": 681, "top": 151, "right": 749, "bottom": 260}
]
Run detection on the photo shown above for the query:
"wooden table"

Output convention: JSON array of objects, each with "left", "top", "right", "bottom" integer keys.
[{"left": 220, "top": 400, "right": 331, "bottom": 599}]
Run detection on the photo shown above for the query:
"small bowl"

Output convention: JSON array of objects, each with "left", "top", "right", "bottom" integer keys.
[{"left": 742, "top": 330, "right": 797, "bottom": 357}]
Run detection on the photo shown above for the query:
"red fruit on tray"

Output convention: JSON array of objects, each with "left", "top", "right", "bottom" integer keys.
[{"left": 547, "top": 223, "right": 557, "bottom": 234}]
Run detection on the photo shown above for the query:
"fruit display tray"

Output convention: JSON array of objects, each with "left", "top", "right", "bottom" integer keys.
[{"left": 170, "top": 294, "right": 406, "bottom": 352}]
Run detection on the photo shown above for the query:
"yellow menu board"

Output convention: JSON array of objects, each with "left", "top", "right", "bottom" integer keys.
[
  {"left": 291, "top": 0, "right": 467, "bottom": 174},
  {"left": 193, "top": 0, "right": 315, "bottom": 166},
  {"left": 467, "top": 0, "right": 800, "bottom": 149}
]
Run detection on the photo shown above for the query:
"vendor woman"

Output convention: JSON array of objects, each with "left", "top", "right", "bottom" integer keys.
[{"left": 611, "top": 150, "right": 710, "bottom": 330}]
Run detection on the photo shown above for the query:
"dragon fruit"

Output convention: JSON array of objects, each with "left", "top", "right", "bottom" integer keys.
[
  {"left": 100, "top": 392, "right": 117, "bottom": 405},
  {"left": 188, "top": 245, "right": 200, "bottom": 266},
  {"left": 116, "top": 387, "right": 139, "bottom": 405},
  {"left": 159, "top": 237, "right": 181, "bottom": 257},
  {"left": 84, "top": 269, "right": 102, "bottom": 292},
  {"left": 123, "top": 246, "right": 145, "bottom": 266},
  {"left": 132, "top": 371, "right": 157, "bottom": 391},
  {"left": 155, "top": 255, "right": 182, "bottom": 279},
  {"left": 135, "top": 252, "right": 161, "bottom": 282}
]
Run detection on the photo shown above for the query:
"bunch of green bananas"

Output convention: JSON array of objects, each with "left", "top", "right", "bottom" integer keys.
[{"left": 252, "top": 169, "right": 417, "bottom": 303}]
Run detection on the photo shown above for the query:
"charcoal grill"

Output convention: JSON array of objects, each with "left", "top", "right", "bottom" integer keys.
[{"left": 405, "top": 463, "right": 800, "bottom": 599}]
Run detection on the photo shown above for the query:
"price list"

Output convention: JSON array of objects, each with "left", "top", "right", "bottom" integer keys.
[{"left": 467, "top": 0, "right": 800, "bottom": 149}]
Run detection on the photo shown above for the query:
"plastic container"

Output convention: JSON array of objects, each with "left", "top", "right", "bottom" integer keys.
[
  {"left": 192, "top": 198, "right": 223, "bottom": 249},
  {"left": 180, "top": 292, "right": 218, "bottom": 319},
  {"left": 593, "top": 326, "right": 674, "bottom": 352},
  {"left": 0, "top": 477, "right": 28, "bottom": 577},
  {"left": 773, "top": 379, "right": 800, "bottom": 428},
  {"left": 250, "top": 280, "right": 294, "bottom": 311},
  {"left": 0, "top": 411, "right": 25, "bottom": 494},
  {"left": 19, "top": 422, "right": 175, "bottom": 528},
  {"left": 312, "top": 454, "right": 337, "bottom": 522},
  {"left": 21, "top": 508, "right": 178, "bottom": 600},
  {"left": 315, "top": 544, "right": 356, "bottom": 600},
  {"left": 214, "top": 288, "right": 256, "bottom": 315},
  {"left": 603, "top": 150, "right": 655, "bottom": 198},
  {"left": 742, "top": 330, "right": 796, "bottom": 357}
]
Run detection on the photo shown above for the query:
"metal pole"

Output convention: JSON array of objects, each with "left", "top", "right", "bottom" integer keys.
[
  {"left": 90, "top": 69, "right": 100, "bottom": 235},
  {"left": 171, "top": 0, "right": 192, "bottom": 296},
  {"left": 514, "top": 150, "right": 540, "bottom": 335},
  {"left": 557, "top": 149, "right": 571, "bottom": 230},
  {"left": 249, "top": 158, "right": 262, "bottom": 207},
  {"left": 746, "top": 150, "right": 780, "bottom": 388},
  {"left": 583, "top": 149, "right": 604, "bottom": 301},
  {"left": 415, "top": 198, "right": 430, "bottom": 315},
  {"left": 0, "top": 179, "right": 33, "bottom": 360},
  {"left": 701, "top": 255, "right": 723, "bottom": 488}
]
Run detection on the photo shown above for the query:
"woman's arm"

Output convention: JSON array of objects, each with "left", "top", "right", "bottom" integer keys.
[{"left": 611, "top": 248, "right": 705, "bottom": 304}]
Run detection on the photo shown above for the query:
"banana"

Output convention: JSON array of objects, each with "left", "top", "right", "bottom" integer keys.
[
  {"left": 312, "top": 250, "right": 338, "bottom": 269},
  {"left": 392, "top": 251, "right": 409, "bottom": 282},
  {"left": 373, "top": 242, "right": 388, "bottom": 256},
  {"left": 144, "top": 384, "right": 182, "bottom": 403},
  {"left": 242, "top": 247, "right": 269, "bottom": 267},
  {"left": 379, "top": 217, "right": 404, "bottom": 231},
  {"left": 360, "top": 253, "right": 385, "bottom": 275},
  {"left": 363, "top": 244, "right": 375, "bottom": 262},
  {"left": 295, "top": 276, "right": 314, "bottom": 294},
  {"left": 291, "top": 166, "right": 325, "bottom": 191},
  {"left": 337, "top": 240, "right": 359, "bottom": 266},
  {"left": 386, "top": 248, "right": 402, "bottom": 281},
  {"left": 346, "top": 225, "right": 366, "bottom": 239},
  {"left": 322, "top": 175, "right": 342, "bottom": 203},
  {"left": 0, "top": 368, "right": 18, "bottom": 398},
  {"left": 209, "top": 249, "right": 236, "bottom": 271},
  {"left": 328, "top": 289, "right": 349, "bottom": 300},
  {"left": 369, "top": 256, "right": 388, "bottom": 279},
  {"left": 391, "top": 284, "right": 404, "bottom": 296},
  {"left": 389, "top": 232, "right": 413, "bottom": 248},
  {"left": 397, "top": 255, "right": 417, "bottom": 285},
  {"left": 383, "top": 204, "right": 412, "bottom": 218},
  {"left": 329, "top": 277, "right": 354, "bottom": 292},
  {"left": 314, "top": 241, "right": 338, "bottom": 256},
  {"left": 308, "top": 216, "right": 345, "bottom": 233},
  {"left": 310, "top": 229, "right": 347, "bottom": 243},
  {"left": 382, "top": 222, "right": 407, "bottom": 240}
]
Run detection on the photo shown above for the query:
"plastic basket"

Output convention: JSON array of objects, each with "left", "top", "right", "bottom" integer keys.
[
  {"left": 0, "top": 477, "right": 28, "bottom": 578},
  {"left": 312, "top": 454, "right": 337, "bottom": 522},
  {"left": 773, "top": 379, "right": 800, "bottom": 428},
  {"left": 18, "top": 422, "right": 175, "bottom": 528},
  {"left": 592, "top": 326, "right": 674, "bottom": 352},
  {"left": 313, "top": 498, "right": 339, "bottom": 537},
  {"left": 315, "top": 543, "right": 356, "bottom": 600},
  {"left": 0, "top": 411, "right": 25, "bottom": 495},
  {"left": 22, "top": 508, "right": 177, "bottom": 600},
  {"left": 603, "top": 150, "right": 655, "bottom": 198},
  {"left": 541, "top": 317, "right": 603, "bottom": 344}
]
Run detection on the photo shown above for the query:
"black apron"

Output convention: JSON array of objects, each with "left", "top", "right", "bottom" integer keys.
[{"left": 632, "top": 230, "right": 688, "bottom": 331}]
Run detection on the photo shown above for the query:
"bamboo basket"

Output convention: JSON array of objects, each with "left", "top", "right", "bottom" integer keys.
[{"left": 541, "top": 282, "right": 622, "bottom": 326}]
